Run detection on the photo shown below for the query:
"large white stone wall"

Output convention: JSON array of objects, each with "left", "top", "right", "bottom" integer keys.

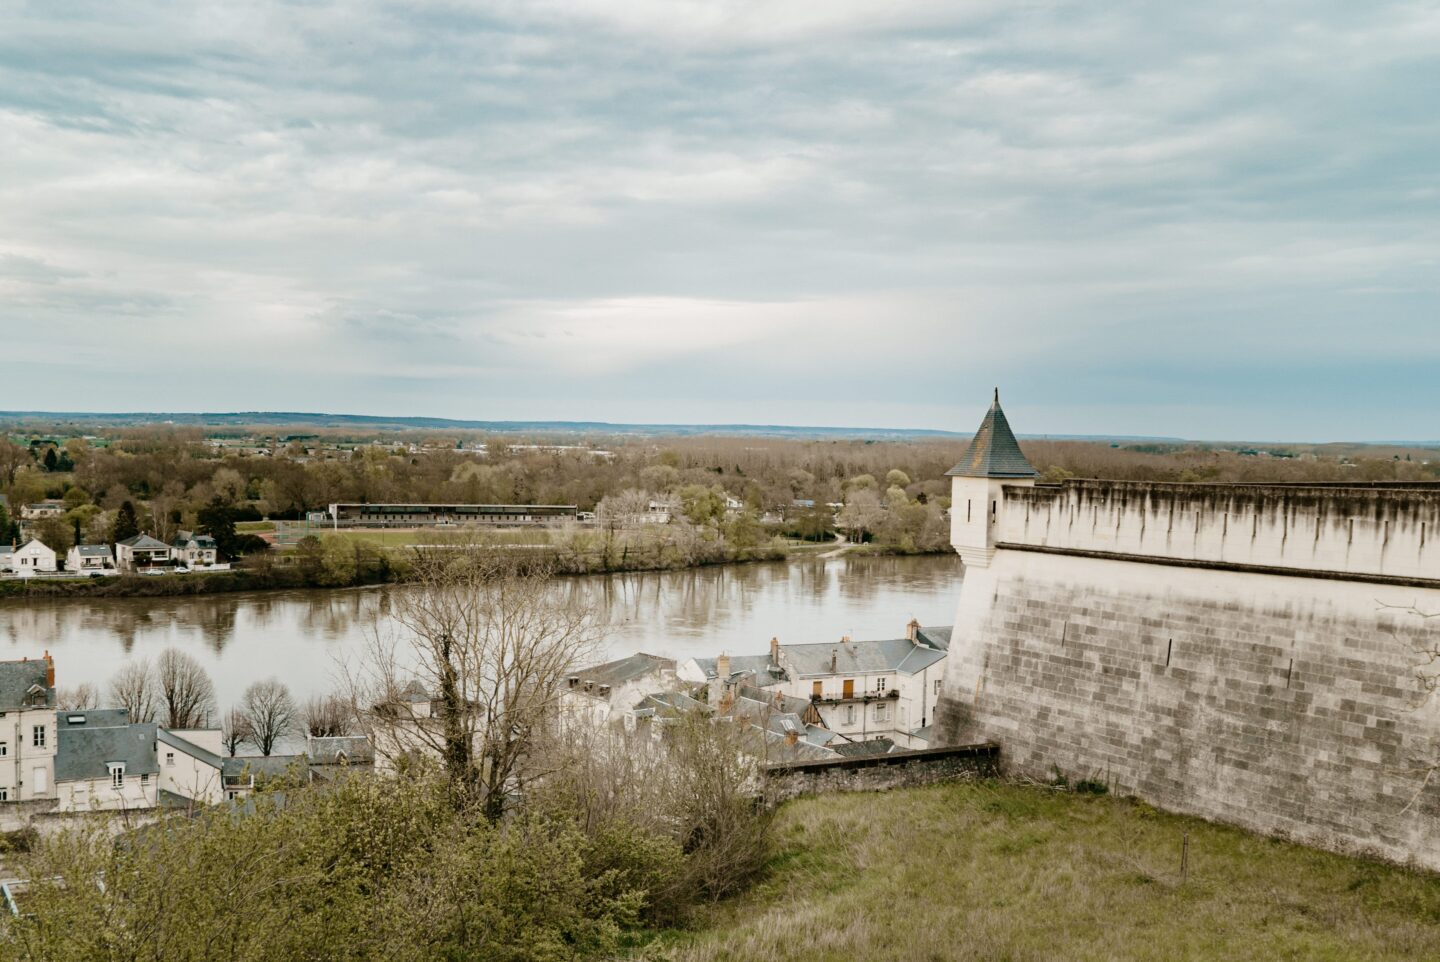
[
  {"left": 937, "top": 547, "right": 1440, "bottom": 869},
  {"left": 999, "top": 481, "right": 1440, "bottom": 582}
]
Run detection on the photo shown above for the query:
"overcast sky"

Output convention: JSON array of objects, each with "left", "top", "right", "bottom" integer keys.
[{"left": 1, "top": 2, "right": 1437, "bottom": 441}]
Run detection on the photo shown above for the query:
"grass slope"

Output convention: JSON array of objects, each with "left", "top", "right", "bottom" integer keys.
[{"left": 664, "top": 781, "right": 1440, "bottom": 962}]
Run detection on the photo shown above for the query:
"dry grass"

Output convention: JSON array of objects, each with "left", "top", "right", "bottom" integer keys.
[{"left": 656, "top": 781, "right": 1440, "bottom": 962}]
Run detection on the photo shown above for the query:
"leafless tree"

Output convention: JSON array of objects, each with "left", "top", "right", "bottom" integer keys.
[
  {"left": 240, "top": 678, "right": 295, "bottom": 756},
  {"left": 57, "top": 683, "right": 99, "bottom": 710},
  {"left": 220, "top": 707, "right": 253, "bottom": 757},
  {"left": 346, "top": 549, "right": 599, "bottom": 820},
  {"left": 155, "top": 648, "right": 216, "bottom": 729},
  {"left": 109, "top": 659, "right": 158, "bottom": 723},
  {"left": 300, "top": 693, "right": 351, "bottom": 738}
]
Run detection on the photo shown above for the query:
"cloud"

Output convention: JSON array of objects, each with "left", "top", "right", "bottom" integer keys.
[{"left": 0, "top": 1, "right": 1435, "bottom": 438}]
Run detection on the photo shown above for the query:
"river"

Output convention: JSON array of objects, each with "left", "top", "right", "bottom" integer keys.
[{"left": 0, "top": 554, "right": 962, "bottom": 711}]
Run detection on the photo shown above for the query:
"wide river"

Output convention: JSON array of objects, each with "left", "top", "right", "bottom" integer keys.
[{"left": 0, "top": 554, "right": 962, "bottom": 710}]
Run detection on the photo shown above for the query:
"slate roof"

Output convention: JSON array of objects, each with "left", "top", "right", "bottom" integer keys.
[
  {"left": 172, "top": 531, "right": 217, "bottom": 549},
  {"left": 945, "top": 390, "right": 1037, "bottom": 479},
  {"left": 689, "top": 654, "right": 785, "bottom": 687},
  {"left": 757, "top": 727, "right": 840, "bottom": 763},
  {"left": 632, "top": 689, "right": 711, "bottom": 718},
  {"left": 736, "top": 685, "right": 813, "bottom": 717},
  {"left": 781, "top": 638, "right": 946, "bottom": 677},
  {"left": 915, "top": 626, "right": 952, "bottom": 652},
  {"left": 0, "top": 660, "right": 54, "bottom": 711},
  {"left": 117, "top": 534, "right": 170, "bottom": 550},
  {"left": 224, "top": 755, "right": 305, "bottom": 785},
  {"left": 570, "top": 652, "right": 675, "bottom": 692},
  {"left": 71, "top": 544, "right": 113, "bottom": 558},
  {"left": 55, "top": 721, "right": 159, "bottom": 782},
  {"left": 58, "top": 709, "right": 131, "bottom": 729},
  {"left": 307, "top": 735, "right": 375, "bottom": 765}
]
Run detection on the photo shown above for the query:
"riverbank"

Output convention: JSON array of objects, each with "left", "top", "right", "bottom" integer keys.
[{"left": 0, "top": 541, "right": 950, "bottom": 599}]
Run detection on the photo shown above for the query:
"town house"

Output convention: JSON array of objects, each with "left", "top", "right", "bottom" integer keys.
[
  {"left": 54, "top": 710, "right": 159, "bottom": 812},
  {"left": 65, "top": 543, "right": 116, "bottom": 575},
  {"left": 115, "top": 533, "right": 173, "bottom": 572},
  {"left": 0, "top": 655, "right": 58, "bottom": 803}
]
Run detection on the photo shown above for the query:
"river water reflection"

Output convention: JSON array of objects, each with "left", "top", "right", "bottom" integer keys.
[{"left": 0, "top": 554, "right": 962, "bottom": 709}]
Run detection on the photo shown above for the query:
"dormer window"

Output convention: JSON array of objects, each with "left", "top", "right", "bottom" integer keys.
[{"left": 108, "top": 763, "right": 125, "bottom": 789}]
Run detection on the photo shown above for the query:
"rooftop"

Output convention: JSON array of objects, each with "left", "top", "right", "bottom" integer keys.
[
  {"left": 55, "top": 721, "right": 160, "bottom": 782},
  {"left": 118, "top": 534, "right": 170, "bottom": 550},
  {"left": 570, "top": 652, "right": 675, "bottom": 693},
  {"left": 0, "top": 660, "right": 54, "bottom": 711},
  {"left": 945, "top": 389, "right": 1037, "bottom": 479},
  {"left": 781, "top": 637, "right": 947, "bottom": 677}
]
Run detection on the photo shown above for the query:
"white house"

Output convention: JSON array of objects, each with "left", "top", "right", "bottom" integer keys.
[
  {"left": 0, "top": 655, "right": 58, "bottom": 803},
  {"left": 19, "top": 502, "right": 63, "bottom": 521},
  {"left": 683, "top": 623, "right": 950, "bottom": 749},
  {"left": 53, "top": 711, "right": 159, "bottom": 812},
  {"left": 114, "top": 534, "right": 173, "bottom": 572},
  {"left": 559, "top": 652, "right": 677, "bottom": 730},
  {"left": 170, "top": 531, "right": 221, "bottom": 569},
  {"left": 156, "top": 728, "right": 227, "bottom": 805},
  {"left": 65, "top": 544, "right": 116, "bottom": 576},
  {"left": 10, "top": 540, "right": 57, "bottom": 577},
  {"left": 156, "top": 728, "right": 305, "bottom": 803}
]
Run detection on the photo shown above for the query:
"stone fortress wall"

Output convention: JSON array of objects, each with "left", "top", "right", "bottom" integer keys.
[
  {"left": 933, "top": 394, "right": 1440, "bottom": 869},
  {"left": 1000, "top": 480, "right": 1440, "bottom": 584}
]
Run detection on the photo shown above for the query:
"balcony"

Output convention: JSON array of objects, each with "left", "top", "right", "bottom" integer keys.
[{"left": 810, "top": 689, "right": 900, "bottom": 706}]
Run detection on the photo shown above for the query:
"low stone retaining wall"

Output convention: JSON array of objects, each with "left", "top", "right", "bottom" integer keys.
[{"left": 763, "top": 743, "right": 1000, "bottom": 805}]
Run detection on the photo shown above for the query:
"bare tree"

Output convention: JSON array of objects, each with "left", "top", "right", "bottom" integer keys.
[
  {"left": 57, "top": 683, "right": 99, "bottom": 710},
  {"left": 346, "top": 550, "right": 598, "bottom": 820},
  {"left": 240, "top": 679, "right": 295, "bottom": 756},
  {"left": 220, "top": 707, "right": 253, "bottom": 757},
  {"left": 300, "top": 693, "right": 351, "bottom": 737},
  {"left": 155, "top": 648, "right": 217, "bottom": 729},
  {"left": 109, "top": 659, "right": 157, "bottom": 723}
]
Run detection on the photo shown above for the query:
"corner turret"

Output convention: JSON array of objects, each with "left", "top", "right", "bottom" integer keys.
[{"left": 947, "top": 389, "right": 1036, "bottom": 568}]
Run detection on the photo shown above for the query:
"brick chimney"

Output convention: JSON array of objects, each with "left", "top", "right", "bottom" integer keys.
[
  {"left": 716, "top": 652, "right": 731, "bottom": 682},
  {"left": 44, "top": 650, "right": 54, "bottom": 688},
  {"left": 906, "top": 618, "right": 920, "bottom": 643},
  {"left": 830, "top": 648, "right": 838, "bottom": 672}
]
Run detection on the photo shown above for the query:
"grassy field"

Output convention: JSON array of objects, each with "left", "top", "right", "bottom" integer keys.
[{"left": 661, "top": 781, "right": 1440, "bottom": 962}]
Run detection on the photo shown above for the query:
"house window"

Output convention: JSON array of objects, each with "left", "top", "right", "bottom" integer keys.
[
  {"left": 109, "top": 764, "right": 125, "bottom": 789},
  {"left": 166, "top": 752, "right": 175, "bottom": 767},
  {"left": 0, "top": 789, "right": 7, "bottom": 801},
  {"left": 0, "top": 742, "right": 8, "bottom": 757},
  {"left": 140, "top": 774, "right": 149, "bottom": 787},
  {"left": 32, "top": 725, "right": 45, "bottom": 748},
  {"left": 876, "top": 677, "right": 888, "bottom": 693},
  {"left": 875, "top": 702, "right": 890, "bottom": 723},
  {"left": 843, "top": 705, "right": 856, "bottom": 725},
  {"left": 812, "top": 681, "right": 822, "bottom": 699},
  {"left": 934, "top": 679, "right": 942, "bottom": 696}
]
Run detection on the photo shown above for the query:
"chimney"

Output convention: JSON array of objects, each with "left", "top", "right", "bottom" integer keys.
[
  {"left": 716, "top": 652, "right": 731, "bottom": 682},
  {"left": 830, "top": 648, "right": 838, "bottom": 672},
  {"left": 44, "top": 651, "right": 54, "bottom": 688},
  {"left": 906, "top": 618, "right": 920, "bottom": 643},
  {"left": 784, "top": 728, "right": 799, "bottom": 746},
  {"left": 769, "top": 636, "right": 780, "bottom": 666}
]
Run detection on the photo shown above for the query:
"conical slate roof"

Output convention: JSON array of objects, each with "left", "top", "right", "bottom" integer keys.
[{"left": 945, "top": 390, "right": 1037, "bottom": 479}]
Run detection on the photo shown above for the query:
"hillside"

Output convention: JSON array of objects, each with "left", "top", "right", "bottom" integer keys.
[{"left": 663, "top": 781, "right": 1440, "bottom": 962}]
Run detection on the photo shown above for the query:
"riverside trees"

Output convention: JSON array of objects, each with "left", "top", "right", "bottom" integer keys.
[{"left": 348, "top": 549, "right": 599, "bottom": 820}]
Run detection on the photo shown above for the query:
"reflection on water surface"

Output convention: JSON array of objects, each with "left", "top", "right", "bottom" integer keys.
[{"left": 0, "top": 555, "right": 961, "bottom": 707}]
